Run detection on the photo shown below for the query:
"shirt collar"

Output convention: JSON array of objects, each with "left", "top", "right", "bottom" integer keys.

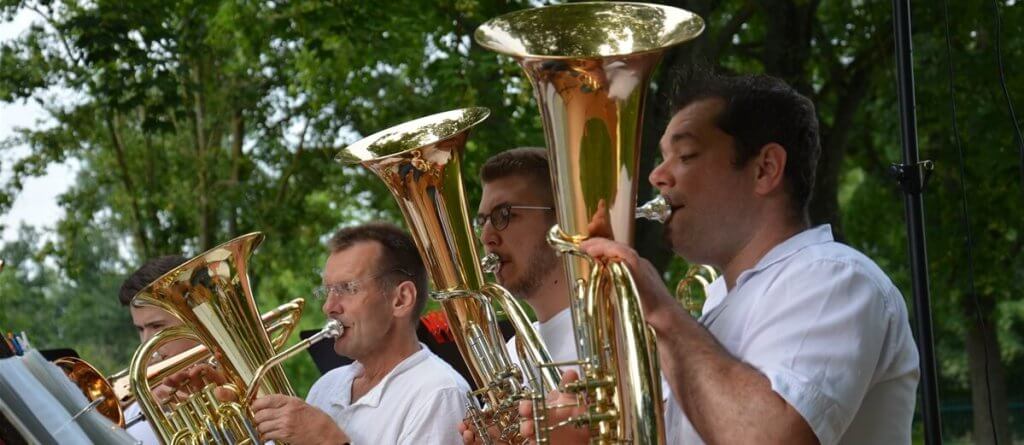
[
  {"left": 700, "top": 224, "right": 833, "bottom": 320},
  {"left": 332, "top": 343, "right": 430, "bottom": 409},
  {"left": 734, "top": 224, "right": 834, "bottom": 288}
]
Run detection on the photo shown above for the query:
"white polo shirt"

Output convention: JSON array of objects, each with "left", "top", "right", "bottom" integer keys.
[
  {"left": 665, "top": 225, "right": 920, "bottom": 445},
  {"left": 305, "top": 343, "right": 471, "bottom": 445}
]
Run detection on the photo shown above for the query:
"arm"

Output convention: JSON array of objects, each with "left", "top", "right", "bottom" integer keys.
[
  {"left": 580, "top": 238, "right": 819, "bottom": 445},
  {"left": 648, "top": 303, "right": 818, "bottom": 444},
  {"left": 251, "top": 394, "right": 350, "bottom": 445}
]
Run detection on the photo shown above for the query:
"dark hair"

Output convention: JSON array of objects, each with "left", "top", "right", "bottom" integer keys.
[
  {"left": 119, "top": 255, "right": 188, "bottom": 306},
  {"left": 669, "top": 73, "right": 821, "bottom": 221},
  {"left": 480, "top": 147, "right": 554, "bottom": 207},
  {"left": 327, "top": 222, "right": 430, "bottom": 319}
]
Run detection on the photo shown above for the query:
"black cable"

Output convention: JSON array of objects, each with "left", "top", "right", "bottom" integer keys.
[
  {"left": 942, "top": 0, "right": 998, "bottom": 442},
  {"left": 989, "top": 0, "right": 1024, "bottom": 190}
]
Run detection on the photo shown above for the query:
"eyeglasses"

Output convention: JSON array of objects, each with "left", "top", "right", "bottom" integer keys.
[
  {"left": 474, "top": 203, "right": 553, "bottom": 233},
  {"left": 313, "top": 268, "right": 413, "bottom": 301}
]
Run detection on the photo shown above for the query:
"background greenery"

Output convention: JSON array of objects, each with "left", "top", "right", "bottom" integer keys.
[{"left": 0, "top": 0, "right": 1020, "bottom": 443}]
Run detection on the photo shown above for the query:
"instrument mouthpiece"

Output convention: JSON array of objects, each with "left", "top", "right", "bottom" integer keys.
[
  {"left": 481, "top": 253, "right": 502, "bottom": 274},
  {"left": 636, "top": 195, "right": 671, "bottom": 223}
]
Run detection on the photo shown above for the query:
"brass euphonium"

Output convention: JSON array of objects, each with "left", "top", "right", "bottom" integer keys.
[
  {"left": 56, "top": 298, "right": 305, "bottom": 428},
  {"left": 476, "top": 3, "right": 704, "bottom": 444},
  {"left": 128, "top": 233, "right": 341, "bottom": 444},
  {"left": 337, "top": 108, "right": 559, "bottom": 444}
]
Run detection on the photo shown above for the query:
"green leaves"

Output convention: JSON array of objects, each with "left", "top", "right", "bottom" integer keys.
[{"left": 1, "top": 1, "right": 1022, "bottom": 425}]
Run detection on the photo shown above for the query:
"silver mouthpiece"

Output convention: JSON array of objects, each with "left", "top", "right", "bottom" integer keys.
[
  {"left": 636, "top": 195, "right": 672, "bottom": 223},
  {"left": 481, "top": 253, "right": 502, "bottom": 274},
  {"left": 323, "top": 319, "right": 344, "bottom": 339}
]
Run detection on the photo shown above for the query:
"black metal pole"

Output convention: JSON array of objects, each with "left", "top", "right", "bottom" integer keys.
[{"left": 890, "top": 0, "right": 943, "bottom": 443}]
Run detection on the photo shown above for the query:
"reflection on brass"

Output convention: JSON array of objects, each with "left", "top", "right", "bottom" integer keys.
[
  {"left": 55, "top": 356, "right": 126, "bottom": 427},
  {"left": 338, "top": 108, "right": 559, "bottom": 444},
  {"left": 477, "top": 3, "right": 704, "bottom": 444},
  {"left": 675, "top": 264, "right": 718, "bottom": 317},
  {"left": 128, "top": 233, "right": 305, "bottom": 444},
  {"left": 58, "top": 299, "right": 305, "bottom": 429}
]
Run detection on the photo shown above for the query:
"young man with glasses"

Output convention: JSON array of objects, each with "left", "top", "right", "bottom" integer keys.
[
  {"left": 459, "top": 147, "right": 578, "bottom": 444},
  {"left": 251, "top": 222, "right": 472, "bottom": 445}
]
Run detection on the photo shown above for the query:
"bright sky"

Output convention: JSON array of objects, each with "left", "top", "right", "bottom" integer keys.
[{"left": 0, "top": 11, "right": 76, "bottom": 243}]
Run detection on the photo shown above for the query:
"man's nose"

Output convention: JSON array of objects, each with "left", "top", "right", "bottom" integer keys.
[
  {"left": 648, "top": 160, "right": 674, "bottom": 190},
  {"left": 322, "top": 296, "right": 343, "bottom": 317},
  {"left": 479, "top": 220, "right": 501, "bottom": 248}
]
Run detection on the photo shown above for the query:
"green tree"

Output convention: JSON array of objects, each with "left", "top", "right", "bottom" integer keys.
[{"left": 1, "top": 1, "right": 1021, "bottom": 442}]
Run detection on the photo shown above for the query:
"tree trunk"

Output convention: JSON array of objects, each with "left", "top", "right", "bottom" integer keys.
[
  {"left": 229, "top": 109, "right": 244, "bottom": 237},
  {"left": 964, "top": 307, "right": 1010, "bottom": 445},
  {"left": 190, "top": 62, "right": 212, "bottom": 251},
  {"left": 106, "top": 112, "right": 151, "bottom": 258}
]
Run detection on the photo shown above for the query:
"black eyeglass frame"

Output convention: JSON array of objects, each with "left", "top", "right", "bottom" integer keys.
[{"left": 473, "top": 203, "right": 553, "bottom": 232}]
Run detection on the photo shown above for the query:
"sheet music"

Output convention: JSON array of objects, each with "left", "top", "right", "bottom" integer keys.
[
  {"left": 0, "top": 351, "right": 136, "bottom": 445},
  {"left": 0, "top": 355, "right": 87, "bottom": 444},
  {"left": 21, "top": 350, "right": 136, "bottom": 444}
]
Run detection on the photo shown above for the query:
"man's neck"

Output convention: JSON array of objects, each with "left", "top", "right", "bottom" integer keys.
[
  {"left": 721, "top": 220, "right": 808, "bottom": 290},
  {"left": 526, "top": 269, "right": 571, "bottom": 323},
  {"left": 354, "top": 328, "right": 420, "bottom": 385}
]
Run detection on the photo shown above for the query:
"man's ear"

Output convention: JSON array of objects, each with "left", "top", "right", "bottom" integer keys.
[
  {"left": 753, "top": 143, "right": 787, "bottom": 196},
  {"left": 392, "top": 280, "right": 418, "bottom": 319}
]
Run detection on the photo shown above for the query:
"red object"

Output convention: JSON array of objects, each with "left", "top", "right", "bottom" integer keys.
[{"left": 420, "top": 311, "right": 453, "bottom": 344}]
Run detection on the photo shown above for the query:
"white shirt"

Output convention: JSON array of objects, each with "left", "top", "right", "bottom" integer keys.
[
  {"left": 124, "top": 402, "right": 158, "bottom": 445},
  {"left": 504, "top": 307, "right": 578, "bottom": 388},
  {"left": 305, "top": 343, "right": 471, "bottom": 445},
  {"left": 505, "top": 300, "right": 674, "bottom": 415},
  {"left": 665, "top": 225, "right": 920, "bottom": 445}
]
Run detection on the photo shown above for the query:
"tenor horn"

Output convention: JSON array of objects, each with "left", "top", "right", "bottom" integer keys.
[
  {"left": 476, "top": 3, "right": 704, "bottom": 444},
  {"left": 128, "top": 233, "right": 338, "bottom": 444},
  {"left": 56, "top": 298, "right": 305, "bottom": 428},
  {"left": 337, "top": 108, "right": 559, "bottom": 443}
]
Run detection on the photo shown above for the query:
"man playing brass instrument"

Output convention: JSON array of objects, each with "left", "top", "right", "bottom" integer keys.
[
  {"left": 458, "top": 147, "right": 579, "bottom": 444},
  {"left": 476, "top": 148, "right": 578, "bottom": 371},
  {"left": 525, "top": 74, "right": 920, "bottom": 444},
  {"left": 250, "top": 222, "right": 472, "bottom": 444},
  {"left": 118, "top": 255, "right": 192, "bottom": 445}
]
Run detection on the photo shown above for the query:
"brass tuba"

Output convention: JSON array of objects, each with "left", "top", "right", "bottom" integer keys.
[
  {"left": 337, "top": 108, "right": 559, "bottom": 444},
  {"left": 476, "top": 3, "right": 704, "bottom": 444},
  {"left": 56, "top": 298, "right": 305, "bottom": 428},
  {"left": 128, "top": 232, "right": 340, "bottom": 444}
]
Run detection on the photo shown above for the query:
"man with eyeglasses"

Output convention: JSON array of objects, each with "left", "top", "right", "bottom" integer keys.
[
  {"left": 251, "top": 222, "right": 472, "bottom": 445},
  {"left": 459, "top": 147, "right": 578, "bottom": 444}
]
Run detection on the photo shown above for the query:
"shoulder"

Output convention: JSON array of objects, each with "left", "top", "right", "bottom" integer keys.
[
  {"left": 411, "top": 350, "right": 472, "bottom": 392},
  {"left": 777, "top": 240, "right": 902, "bottom": 301},
  {"left": 308, "top": 364, "right": 355, "bottom": 398}
]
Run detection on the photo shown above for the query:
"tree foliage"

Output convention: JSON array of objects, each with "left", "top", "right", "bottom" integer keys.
[{"left": 0, "top": 0, "right": 1021, "bottom": 441}]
